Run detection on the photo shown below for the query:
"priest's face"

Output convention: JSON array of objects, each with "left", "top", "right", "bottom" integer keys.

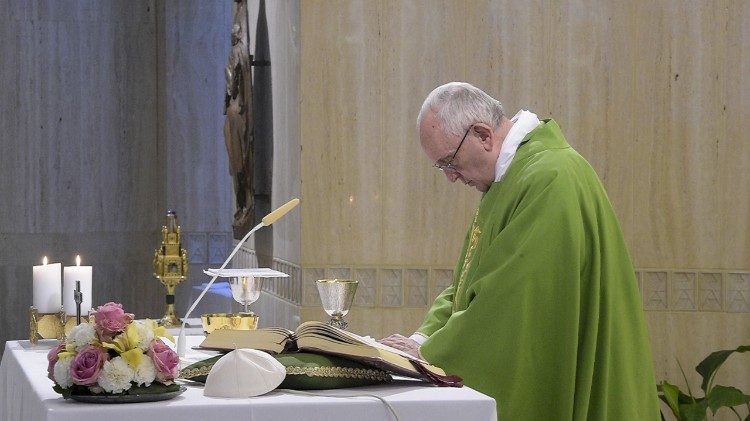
[{"left": 419, "top": 111, "right": 496, "bottom": 192}]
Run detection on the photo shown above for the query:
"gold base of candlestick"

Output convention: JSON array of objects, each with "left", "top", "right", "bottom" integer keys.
[
  {"left": 29, "top": 306, "right": 65, "bottom": 345},
  {"left": 63, "top": 314, "right": 94, "bottom": 335},
  {"left": 159, "top": 303, "right": 182, "bottom": 327}
]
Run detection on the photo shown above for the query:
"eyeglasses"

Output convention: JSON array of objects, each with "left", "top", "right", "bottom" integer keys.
[{"left": 433, "top": 124, "right": 473, "bottom": 172}]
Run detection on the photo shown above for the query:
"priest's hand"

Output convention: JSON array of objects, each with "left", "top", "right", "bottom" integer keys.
[{"left": 379, "top": 334, "right": 421, "bottom": 359}]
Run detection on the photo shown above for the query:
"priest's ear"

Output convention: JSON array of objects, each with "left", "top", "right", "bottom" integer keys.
[{"left": 473, "top": 124, "right": 494, "bottom": 150}]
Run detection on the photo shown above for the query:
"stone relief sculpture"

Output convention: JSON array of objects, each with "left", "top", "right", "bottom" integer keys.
[{"left": 224, "top": 0, "right": 254, "bottom": 238}]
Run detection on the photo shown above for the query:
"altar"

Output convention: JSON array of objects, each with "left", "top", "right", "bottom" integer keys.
[{"left": 0, "top": 338, "right": 497, "bottom": 421}]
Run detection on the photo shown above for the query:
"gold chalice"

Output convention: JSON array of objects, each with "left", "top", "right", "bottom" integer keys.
[{"left": 316, "top": 279, "right": 358, "bottom": 330}]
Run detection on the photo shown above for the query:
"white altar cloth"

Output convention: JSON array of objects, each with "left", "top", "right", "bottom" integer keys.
[{"left": 0, "top": 338, "right": 497, "bottom": 421}]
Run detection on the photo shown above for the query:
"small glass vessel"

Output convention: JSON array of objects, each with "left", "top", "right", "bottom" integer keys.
[
  {"left": 229, "top": 276, "right": 263, "bottom": 313},
  {"left": 316, "top": 279, "right": 358, "bottom": 330}
]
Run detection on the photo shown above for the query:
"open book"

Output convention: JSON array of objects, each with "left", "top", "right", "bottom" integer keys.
[{"left": 199, "top": 320, "right": 462, "bottom": 387}]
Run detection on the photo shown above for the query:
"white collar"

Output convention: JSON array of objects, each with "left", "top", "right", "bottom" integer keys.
[{"left": 494, "top": 110, "right": 541, "bottom": 182}]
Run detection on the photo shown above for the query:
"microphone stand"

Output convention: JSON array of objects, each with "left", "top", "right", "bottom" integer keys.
[{"left": 176, "top": 198, "right": 299, "bottom": 357}]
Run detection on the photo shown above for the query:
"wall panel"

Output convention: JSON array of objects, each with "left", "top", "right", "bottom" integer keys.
[
  {"left": 0, "top": 0, "right": 234, "bottom": 356},
  {"left": 300, "top": 1, "right": 383, "bottom": 265},
  {"left": 380, "top": 0, "right": 477, "bottom": 266},
  {"left": 299, "top": 1, "right": 750, "bottom": 418}
]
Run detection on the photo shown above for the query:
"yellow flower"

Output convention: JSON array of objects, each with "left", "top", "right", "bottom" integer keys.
[
  {"left": 120, "top": 348, "right": 144, "bottom": 368},
  {"left": 57, "top": 343, "right": 77, "bottom": 360},
  {"left": 101, "top": 323, "right": 145, "bottom": 368},
  {"left": 145, "top": 319, "right": 175, "bottom": 344}
]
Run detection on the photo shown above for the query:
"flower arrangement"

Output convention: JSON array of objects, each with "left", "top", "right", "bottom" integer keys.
[{"left": 48, "top": 302, "right": 181, "bottom": 398}]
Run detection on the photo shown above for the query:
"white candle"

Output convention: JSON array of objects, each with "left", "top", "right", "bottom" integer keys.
[
  {"left": 63, "top": 255, "right": 93, "bottom": 316},
  {"left": 33, "top": 256, "right": 62, "bottom": 313}
]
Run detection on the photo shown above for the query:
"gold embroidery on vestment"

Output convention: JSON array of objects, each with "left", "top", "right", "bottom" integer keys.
[{"left": 453, "top": 210, "right": 481, "bottom": 312}]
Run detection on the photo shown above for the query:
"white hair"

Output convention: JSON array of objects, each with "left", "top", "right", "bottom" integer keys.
[{"left": 416, "top": 82, "right": 505, "bottom": 138}]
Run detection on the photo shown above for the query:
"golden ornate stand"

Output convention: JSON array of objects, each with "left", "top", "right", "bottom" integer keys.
[
  {"left": 153, "top": 210, "right": 188, "bottom": 327},
  {"left": 28, "top": 306, "right": 64, "bottom": 345}
]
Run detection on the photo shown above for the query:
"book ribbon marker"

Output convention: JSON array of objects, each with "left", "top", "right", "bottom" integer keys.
[{"left": 409, "top": 360, "right": 463, "bottom": 387}]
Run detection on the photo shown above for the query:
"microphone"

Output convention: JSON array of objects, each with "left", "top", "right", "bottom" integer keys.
[{"left": 176, "top": 198, "right": 300, "bottom": 357}]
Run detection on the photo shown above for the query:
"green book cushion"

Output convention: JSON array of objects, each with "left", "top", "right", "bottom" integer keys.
[{"left": 181, "top": 352, "right": 392, "bottom": 390}]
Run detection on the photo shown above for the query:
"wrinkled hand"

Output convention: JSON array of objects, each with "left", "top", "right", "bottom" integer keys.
[{"left": 379, "top": 334, "right": 421, "bottom": 359}]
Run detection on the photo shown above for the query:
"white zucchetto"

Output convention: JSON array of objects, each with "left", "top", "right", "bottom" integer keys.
[{"left": 203, "top": 348, "right": 286, "bottom": 398}]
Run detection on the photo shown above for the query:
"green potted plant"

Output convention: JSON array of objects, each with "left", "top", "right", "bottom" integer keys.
[{"left": 658, "top": 345, "right": 749, "bottom": 421}]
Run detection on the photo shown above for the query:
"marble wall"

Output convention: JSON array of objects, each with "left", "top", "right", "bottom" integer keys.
[
  {"left": 0, "top": 0, "right": 234, "bottom": 355},
  {"left": 0, "top": 0, "right": 302, "bottom": 356},
  {"left": 225, "top": 0, "right": 301, "bottom": 330},
  {"left": 244, "top": 0, "right": 301, "bottom": 268},
  {"left": 298, "top": 1, "right": 750, "bottom": 418}
]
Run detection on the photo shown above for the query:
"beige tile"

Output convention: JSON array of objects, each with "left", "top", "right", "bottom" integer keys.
[
  {"left": 379, "top": 268, "right": 403, "bottom": 307},
  {"left": 353, "top": 268, "right": 378, "bottom": 307},
  {"left": 698, "top": 272, "right": 723, "bottom": 312},
  {"left": 643, "top": 271, "right": 669, "bottom": 311},
  {"left": 405, "top": 269, "right": 428, "bottom": 307},
  {"left": 670, "top": 272, "right": 697, "bottom": 311},
  {"left": 726, "top": 273, "right": 750, "bottom": 313}
]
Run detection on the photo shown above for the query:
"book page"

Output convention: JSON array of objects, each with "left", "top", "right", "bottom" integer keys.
[
  {"left": 199, "top": 327, "right": 292, "bottom": 353},
  {"left": 296, "top": 321, "right": 433, "bottom": 365},
  {"left": 343, "top": 330, "right": 430, "bottom": 364}
]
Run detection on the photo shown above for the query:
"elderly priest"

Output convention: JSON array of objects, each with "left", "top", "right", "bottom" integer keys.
[{"left": 381, "top": 82, "right": 661, "bottom": 420}]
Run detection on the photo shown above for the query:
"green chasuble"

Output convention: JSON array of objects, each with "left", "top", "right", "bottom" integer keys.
[{"left": 418, "top": 120, "right": 661, "bottom": 420}]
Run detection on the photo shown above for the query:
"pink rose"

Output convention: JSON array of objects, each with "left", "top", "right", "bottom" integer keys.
[
  {"left": 47, "top": 343, "right": 66, "bottom": 381},
  {"left": 148, "top": 339, "right": 179, "bottom": 382},
  {"left": 93, "top": 302, "right": 134, "bottom": 340},
  {"left": 70, "top": 345, "right": 108, "bottom": 386}
]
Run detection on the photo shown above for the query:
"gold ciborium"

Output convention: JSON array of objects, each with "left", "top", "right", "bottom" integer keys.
[
  {"left": 200, "top": 268, "right": 290, "bottom": 331},
  {"left": 153, "top": 210, "right": 188, "bottom": 327},
  {"left": 201, "top": 312, "right": 259, "bottom": 334},
  {"left": 316, "top": 279, "right": 358, "bottom": 330}
]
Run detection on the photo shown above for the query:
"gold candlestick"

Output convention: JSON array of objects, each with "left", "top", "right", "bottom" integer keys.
[
  {"left": 29, "top": 306, "right": 65, "bottom": 345},
  {"left": 153, "top": 210, "right": 188, "bottom": 327}
]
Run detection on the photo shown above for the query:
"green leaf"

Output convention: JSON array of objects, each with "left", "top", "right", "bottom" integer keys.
[
  {"left": 679, "top": 401, "right": 707, "bottom": 421},
  {"left": 659, "top": 381, "right": 683, "bottom": 417},
  {"left": 52, "top": 384, "right": 72, "bottom": 400},
  {"left": 706, "top": 385, "right": 750, "bottom": 414},
  {"left": 127, "top": 382, "right": 181, "bottom": 395},
  {"left": 677, "top": 359, "right": 697, "bottom": 399},
  {"left": 696, "top": 345, "right": 750, "bottom": 393}
]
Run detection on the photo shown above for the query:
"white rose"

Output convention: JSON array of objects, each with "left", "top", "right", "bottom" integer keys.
[
  {"left": 98, "top": 357, "right": 135, "bottom": 394},
  {"left": 132, "top": 321, "right": 155, "bottom": 350},
  {"left": 132, "top": 356, "right": 157, "bottom": 386},
  {"left": 67, "top": 323, "right": 97, "bottom": 351},
  {"left": 53, "top": 355, "right": 74, "bottom": 389}
]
